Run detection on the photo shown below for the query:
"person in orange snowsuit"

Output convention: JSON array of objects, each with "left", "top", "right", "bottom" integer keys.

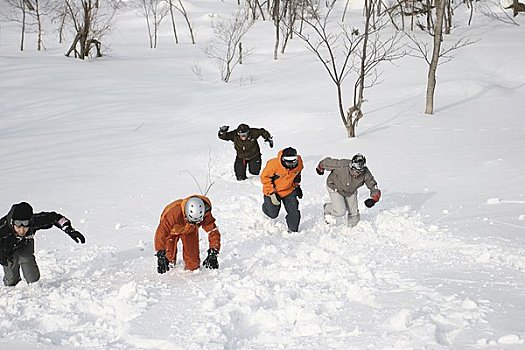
[
  {"left": 154, "top": 195, "right": 221, "bottom": 273},
  {"left": 260, "top": 147, "right": 304, "bottom": 232}
]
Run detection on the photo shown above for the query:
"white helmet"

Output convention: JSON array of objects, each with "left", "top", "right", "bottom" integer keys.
[{"left": 184, "top": 197, "right": 205, "bottom": 224}]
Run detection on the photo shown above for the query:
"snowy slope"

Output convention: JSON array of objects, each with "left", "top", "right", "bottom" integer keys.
[{"left": 1, "top": 1, "right": 524, "bottom": 349}]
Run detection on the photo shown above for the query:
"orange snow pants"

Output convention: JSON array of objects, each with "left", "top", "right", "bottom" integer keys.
[{"left": 170, "top": 231, "right": 200, "bottom": 271}]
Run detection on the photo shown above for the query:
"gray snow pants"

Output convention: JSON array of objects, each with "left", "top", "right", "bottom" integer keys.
[
  {"left": 2, "top": 240, "right": 40, "bottom": 287},
  {"left": 262, "top": 191, "right": 301, "bottom": 232},
  {"left": 324, "top": 185, "right": 360, "bottom": 227}
]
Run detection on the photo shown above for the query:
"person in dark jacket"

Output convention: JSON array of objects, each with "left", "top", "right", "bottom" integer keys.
[
  {"left": 317, "top": 153, "right": 381, "bottom": 227},
  {"left": 0, "top": 202, "right": 85, "bottom": 286},
  {"left": 218, "top": 123, "right": 274, "bottom": 181}
]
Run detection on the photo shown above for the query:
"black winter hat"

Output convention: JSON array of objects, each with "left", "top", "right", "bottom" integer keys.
[
  {"left": 237, "top": 124, "right": 250, "bottom": 134},
  {"left": 11, "top": 202, "right": 33, "bottom": 220},
  {"left": 281, "top": 147, "right": 299, "bottom": 169},
  {"left": 282, "top": 147, "right": 297, "bottom": 158}
]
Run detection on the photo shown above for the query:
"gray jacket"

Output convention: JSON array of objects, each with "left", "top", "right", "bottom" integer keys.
[{"left": 319, "top": 157, "right": 380, "bottom": 198}]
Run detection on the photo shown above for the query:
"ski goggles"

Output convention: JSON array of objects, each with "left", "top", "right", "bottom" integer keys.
[
  {"left": 282, "top": 156, "right": 298, "bottom": 168},
  {"left": 12, "top": 219, "right": 31, "bottom": 227},
  {"left": 351, "top": 160, "right": 365, "bottom": 171},
  {"left": 237, "top": 131, "right": 249, "bottom": 138}
]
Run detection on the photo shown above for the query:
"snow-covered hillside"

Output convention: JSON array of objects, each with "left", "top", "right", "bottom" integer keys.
[{"left": 1, "top": 1, "right": 524, "bottom": 348}]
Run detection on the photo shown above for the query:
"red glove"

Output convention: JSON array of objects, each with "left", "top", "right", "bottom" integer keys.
[{"left": 316, "top": 163, "right": 324, "bottom": 175}]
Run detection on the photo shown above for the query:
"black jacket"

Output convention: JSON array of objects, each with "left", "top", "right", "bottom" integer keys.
[
  {"left": 219, "top": 127, "right": 271, "bottom": 160},
  {"left": 0, "top": 210, "right": 70, "bottom": 264}
]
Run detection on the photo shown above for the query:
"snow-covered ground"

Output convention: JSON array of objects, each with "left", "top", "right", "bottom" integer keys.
[{"left": 1, "top": 1, "right": 524, "bottom": 348}]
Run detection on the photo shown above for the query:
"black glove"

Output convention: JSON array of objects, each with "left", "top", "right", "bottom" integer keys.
[
  {"left": 316, "top": 164, "right": 325, "bottom": 175},
  {"left": 156, "top": 250, "right": 170, "bottom": 274},
  {"left": 0, "top": 249, "right": 12, "bottom": 266},
  {"left": 63, "top": 225, "right": 86, "bottom": 244},
  {"left": 364, "top": 198, "right": 376, "bottom": 208},
  {"left": 295, "top": 187, "right": 303, "bottom": 199},
  {"left": 202, "top": 248, "right": 219, "bottom": 269},
  {"left": 219, "top": 125, "right": 229, "bottom": 133},
  {"left": 265, "top": 136, "right": 274, "bottom": 148}
]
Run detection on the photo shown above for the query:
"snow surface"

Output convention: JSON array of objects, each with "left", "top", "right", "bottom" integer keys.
[{"left": 1, "top": 1, "right": 524, "bottom": 349}]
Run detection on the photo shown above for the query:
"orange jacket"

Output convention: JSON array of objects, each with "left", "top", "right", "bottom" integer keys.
[
  {"left": 154, "top": 195, "right": 221, "bottom": 262},
  {"left": 261, "top": 149, "right": 304, "bottom": 197}
]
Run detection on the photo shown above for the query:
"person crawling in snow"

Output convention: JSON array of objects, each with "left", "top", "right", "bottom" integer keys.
[
  {"left": 316, "top": 153, "right": 381, "bottom": 227},
  {"left": 0, "top": 202, "right": 85, "bottom": 287},
  {"left": 154, "top": 195, "right": 221, "bottom": 274},
  {"left": 260, "top": 147, "right": 304, "bottom": 232},
  {"left": 218, "top": 123, "right": 274, "bottom": 181}
]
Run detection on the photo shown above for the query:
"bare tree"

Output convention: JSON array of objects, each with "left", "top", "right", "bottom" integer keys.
[
  {"left": 4, "top": 0, "right": 36, "bottom": 51},
  {"left": 406, "top": 0, "right": 475, "bottom": 115},
  {"left": 203, "top": 8, "right": 254, "bottom": 82},
  {"left": 348, "top": 0, "right": 404, "bottom": 137},
  {"left": 271, "top": 0, "right": 281, "bottom": 59},
  {"left": 294, "top": 1, "right": 403, "bottom": 137},
  {"left": 424, "top": 0, "right": 444, "bottom": 114},
  {"left": 64, "top": 0, "right": 117, "bottom": 59},
  {"left": 172, "top": 0, "right": 195, "bottom": 44},
  {"left": 135, "top": 0, "right": 169, "bottom": 48},
  {"left": 28, "top": 0, "right": 56, "bottom": 50},
  {"left": 165, "top": 0, "right": 178, "bottom": 44},
  {"left": 34, "top": 0, "right": 44, "bottom": 50},
  {"left": 52, "top": 0, "right": 70, "bottom": 44}
]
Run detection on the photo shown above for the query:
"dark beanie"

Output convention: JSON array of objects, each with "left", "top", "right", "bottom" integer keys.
[
  {"left": 11, "top": 202, "right": 33, "bottom": 220},
  {"left": 282, "top": 147, "right": 297, "bottom": 158},
  {"left": 237, "top": 123, "right": 250, "bottom": 133}
]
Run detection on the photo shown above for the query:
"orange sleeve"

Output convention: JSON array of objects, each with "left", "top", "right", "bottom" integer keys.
[
  {"left": 154, "top": 201, "right": 186, "bottom": 251},
  {"left": 154, "top": 214, "right": 171, "bottom": 251},
  {"left": 202, "top": 212, "right": 221, "bottom": 251},
  {"left": 261, "top": 159, "right": 276, "bottom": 196}
]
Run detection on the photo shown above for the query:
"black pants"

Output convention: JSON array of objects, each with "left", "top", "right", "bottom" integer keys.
[
  {"left": 2, "top": 240, "right": 40, "bottom": 286},
  {"left": 262, "top": 191, "right": 301, "bottom": 232},
  {"left": 234, "top": 155, "right": 262, "bottom": 180}
]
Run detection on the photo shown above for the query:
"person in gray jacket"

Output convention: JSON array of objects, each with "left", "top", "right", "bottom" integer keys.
[{"left": 316, "top": 153, "right": 381, "bottom": 227}]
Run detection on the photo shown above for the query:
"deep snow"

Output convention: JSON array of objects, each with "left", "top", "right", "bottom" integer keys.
[{"left": 1, "top": 0, "right": 524, "bottom": 349}]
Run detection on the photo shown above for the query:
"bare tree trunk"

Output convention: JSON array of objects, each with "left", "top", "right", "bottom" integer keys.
[
  {"left": 445, "top": 0, "right": 452, "bottom": 34},
  {"left": 467, "top": 0, "right": 473, "bottom": 25},
  {"left": 411, "top": 0, "right": 415, "bottom": 31},
  {"left": 425, "top": 0, "right": 445, "bottom": 115},
  {"left": 280, "top": 0, "right": 294, "bottom": 54},
  {"left": 426, "top": 0, "right": 432, "bottom": 32},
  {"left": 273, "top": 0, "right": 280, "bottom": 60},
  {"left": 79, "top": 0, "right": 91, "bottom": 58},
  {"left": 35, "top": 0, "right": 44, "bottom": 51},
  {"left": 168, "top": 0, "right": 179, "bottom": 44},
  {"left": 348, "top": 0, "right": 373, "bottom": 137},
  {"left": 142, "top": 1, "right": 153, "bottom": 48},
  {"left": 177, "top": 0, "right": 195, "bottom": 44},
  {"left": 336, "top": 83, "right": 347, "bottom": 129},
  {"left": 239, "top": 42, "right": 243, "bottom": 64},
  {"left": 65, "top": 33, "right": 81, "bottom": 57},
  {"left": 20, "top": 0, "right": 26, "bottom": 51},
  {"left": 342, "top": 0, "right": 350, "bottom": 21},
  {"left": 57, "top": 4, "right": 67, "bottom": 43},
  {"left": 255, "top": 0, "right": 266, "bottom": 20}
]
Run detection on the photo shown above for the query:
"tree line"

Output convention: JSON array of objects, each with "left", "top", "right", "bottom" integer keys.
[{"left": 2, "top": 0, "right": 522, "bottom": 136}]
